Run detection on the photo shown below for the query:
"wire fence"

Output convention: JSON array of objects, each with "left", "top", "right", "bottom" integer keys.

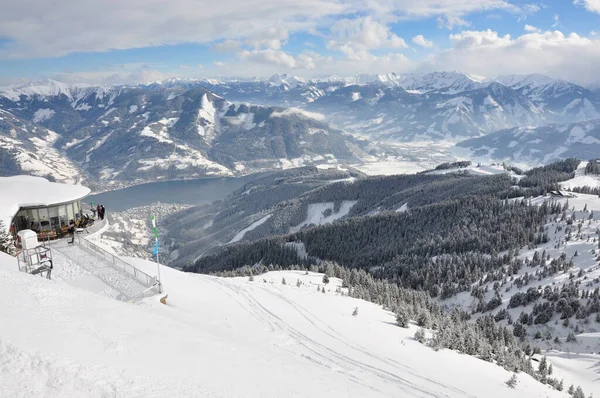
[{"left": 76, "top": 234, "right": 158, "bottom": 289}]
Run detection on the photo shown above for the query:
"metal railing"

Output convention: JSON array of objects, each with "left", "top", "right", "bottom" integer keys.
[{"left": 76, "top": 234, "right": 158, "bottom": 290}]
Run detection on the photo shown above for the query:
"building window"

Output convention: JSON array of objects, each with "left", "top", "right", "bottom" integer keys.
[
  {"left": 67, "top": 202, "right": 74, "bottom": 225},
  {"left": 59, "top": 205, "right": 67, "bottom": 227},
  {"left": 49, "top": 206, "right": 59, "bottom": 230},
  {"left": 74, "top": 201, "right": 81, "bottom": 220}
]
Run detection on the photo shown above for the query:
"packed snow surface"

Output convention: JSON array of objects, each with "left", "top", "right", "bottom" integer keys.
[
  {"left": 0, "top": 253, "right": 566, "bottom": 398},
  {"left": 0, "top": 175, "right": 90, "bottom": 232},
  {"left": 560, "top": 161, "right": 600, "bottom": 190},
  {"left": 290, "top": 201, "right": 357, "bottom": 233},
  {"left": 228, "top": 214, "right": 272, "bottom": 244}
]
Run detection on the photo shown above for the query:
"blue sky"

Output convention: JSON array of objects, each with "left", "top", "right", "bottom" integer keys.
[{"left": 0, "top": 0, "right": 599, "bottom": 85}]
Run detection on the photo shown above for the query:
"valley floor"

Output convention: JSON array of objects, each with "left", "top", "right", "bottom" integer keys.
[{"left": 0, "top": 255, "right": 567, "bottom": 398}]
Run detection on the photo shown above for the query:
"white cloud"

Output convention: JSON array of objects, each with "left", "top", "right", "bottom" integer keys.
[
  {"left": 552, "top": 14, "right": 560, "bottom": 28},
  {"left": 523, "top": 4, "right": 541, "bottom": 13},
  {"left": 412, "top": 34, "right": 434, "bottom": 47},
  {"left": 245, "top": 27, "right": 289, "bottom": 50},
  {"left": 52, "top": 65, "right": 170, "bottom": 85},
  {"left": 0, "top": 0, "right": 346, "bottom": 58},
  {"left": 211, "top": 40, "right": 242, "bottom": 53},
  {"left": 238, "top": 49, "right": 315, "bottom": 69},
  {"left": 0, "top": 0, "right": 514, "bottom": 58},
  {"left": 327, "top": 17, "right": 407, "bottom": 60},
  {"left": 524, "top": 24, "right": 540, "bottom": 33},
  {"left": 423, "top": 29, "right": 600, "bottom": 85},
  {"left": 574, "top": 0, "right": 600, "bottom": 14},
  {"left": 270, "top": 108, "right": 325, "bottom": 121},
  {"left": 437, "top": 15, "right": 470, "bottom": 29}
]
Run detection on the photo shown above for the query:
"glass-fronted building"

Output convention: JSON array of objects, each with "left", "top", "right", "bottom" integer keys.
[
  {"left": 12, "top": 200, "right": 84, "bottom": 236},
  {"left": 1, "top": 175, "right": 91, "bottom": 240}
]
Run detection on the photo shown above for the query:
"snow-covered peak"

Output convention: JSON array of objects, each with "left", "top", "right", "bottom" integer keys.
[
  {"left": 267, "top": 74, "right": 307, "bottom": 89},
  {"left": 395, "top": 71, "right": 489, "bottom": 94},
  {"left": 0, "top": 78, "right": 89, "bottom": 101},
  {"left": 494, "top": 74, "right": 566, "bottom": 90}
]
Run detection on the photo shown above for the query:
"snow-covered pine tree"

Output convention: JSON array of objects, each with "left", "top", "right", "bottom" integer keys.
[
  {"left": 282, "top": 277, "right": 286, "bottom": 285},
  {"left": 505, "top": 373, "right": 518, "bottom": 389},
  {"left": 414, "top": 328, "right": 426, "bottom": 343},
  {"left": 538, "top": 356, "right": 547, "bottom": 378},
  {"left": 396, "top": 310, "right": 409, "bottom": 328},
  {"left": 322, "top": 274, "right": 330, "bottom": 285},
  {"left": 0, "top": 221, "right": 15, "bottom": 255},
  {"left": 352, "top": 307, "right": 358, "bottom": 316}
]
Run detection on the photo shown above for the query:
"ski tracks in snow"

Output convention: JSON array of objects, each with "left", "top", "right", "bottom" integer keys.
[{"left": 206, "top": 277, "right": 476, "bottom": 398}]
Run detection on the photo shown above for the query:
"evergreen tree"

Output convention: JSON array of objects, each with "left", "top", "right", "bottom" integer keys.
[
  {"left": 417, "top": 312, "right": 431, "bottom": 328},
  {"left": 505, "top": 374, "right": 518, "bottom": 389},
  {"left": 282, "top": 277, "right": 286, "bottom": 285},
  {"left": 414, "top": 328, "right": 426, "bottom": 343},
  {"left": 0, "top": 221, "right": 15, "bottom": 255},
  {"left": 322, "top": 274, "right": 330, "bottom": 285},
  {"left": 352, "top": 307, "right": 358, "bottom": 316},
  {"left": 538, "top": 356, "right": 547, "bottom": 379},
  {"left": 396, "top": 310, "right": 409, "bottom": 328}
]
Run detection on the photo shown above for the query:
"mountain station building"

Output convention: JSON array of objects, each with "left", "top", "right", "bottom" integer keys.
[{"left": 0, "top": 175, "right": 91, "bottom": 240}]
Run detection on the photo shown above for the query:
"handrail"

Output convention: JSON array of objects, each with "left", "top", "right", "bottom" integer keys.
[{"left": 76, "top": 234, "right": 158, "bottom": 289}]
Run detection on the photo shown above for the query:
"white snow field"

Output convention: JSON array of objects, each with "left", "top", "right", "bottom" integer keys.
[
  {"left": 560, "top": 161, "right": 600, "bottom": 190},
  {"left": 228, "top": 214, "right": 272, "bottom": 244},
  {"left": 289, "top": 201, "right": 357, "bottom": 233},
  {"left": 0, "top": 253, "right": 565, "bottom": 398}
]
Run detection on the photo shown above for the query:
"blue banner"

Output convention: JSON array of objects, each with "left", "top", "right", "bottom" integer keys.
[{"left": 152, "top": 240, "right": 159, "bottom": 255}]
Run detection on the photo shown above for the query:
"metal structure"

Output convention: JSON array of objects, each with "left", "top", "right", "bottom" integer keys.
[{"left": 16, "top": 245, "right": 53, "bottom": 279}]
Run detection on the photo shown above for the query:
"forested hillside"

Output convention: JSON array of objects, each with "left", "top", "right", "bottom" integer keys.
[{"left": 179, "top": 159, "right": 600, "bottom": 396}]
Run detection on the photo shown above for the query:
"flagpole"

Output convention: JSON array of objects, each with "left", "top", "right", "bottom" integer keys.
[
  {"left": 151, "top": 214, "right": 163, "bottom": 294},
  {"left": 156, "top": 245, "right": 162, "bottom": 293}
]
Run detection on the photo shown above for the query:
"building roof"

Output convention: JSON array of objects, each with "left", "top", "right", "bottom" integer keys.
[{"left": 0, "top": 175, "right": 91, "bottom": 232}]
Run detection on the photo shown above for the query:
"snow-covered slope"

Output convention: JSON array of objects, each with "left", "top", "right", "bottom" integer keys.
[
  {"left": 0, "top": 252, "right": 565, "bottom": 398},
  {"left": 454, "top": 119, "right": 600, "bottom": 167},
  {"left": 193, "top": 72, "right": 600, "bottom": 142},
  {"left": 289, "top": 200, "right": 357, "bottom": 233},
  {"left": 560, "top": 161, "right": 600, "bottom": 190},
  {"left": 0, "top": 84, "right": 380, "bottom": 186},
  {"left": 0, "top": 108, "right": 84, "bottom": 183}
]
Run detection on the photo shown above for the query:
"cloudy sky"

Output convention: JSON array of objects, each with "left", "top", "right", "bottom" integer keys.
[{"left": 1, "top": 0, "right": 599, "bottom": 85}]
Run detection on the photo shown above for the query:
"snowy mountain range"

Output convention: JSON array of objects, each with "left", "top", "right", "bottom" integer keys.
[
  {"left": 198, "top": 72, "right": 600, "bottom": 141},
  {"left": 1, "top": 72, "right": 600, "bottom": 184},
  {"left": 455, "top": 119, "right": 600, "bottom": 166},
  {"left": 0, "top": 82, "right": 381, "bottom": 187}
]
